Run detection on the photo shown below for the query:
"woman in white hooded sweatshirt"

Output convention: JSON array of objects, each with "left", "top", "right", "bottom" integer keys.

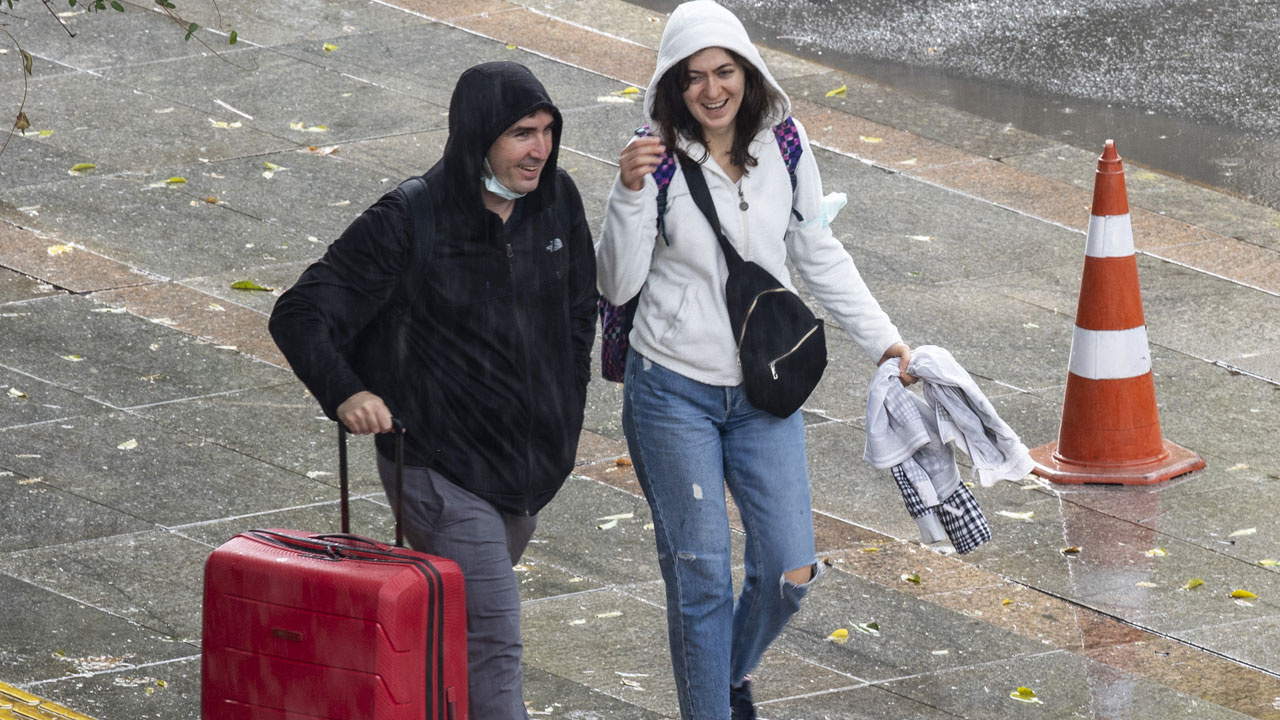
[{"left": 596, "top": 2, "right": 912, "bottom": 718}]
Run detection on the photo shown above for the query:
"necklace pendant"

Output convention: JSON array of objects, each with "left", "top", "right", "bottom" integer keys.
[{"left": 739, "top": 200, "right": 749, "bottom": 211}]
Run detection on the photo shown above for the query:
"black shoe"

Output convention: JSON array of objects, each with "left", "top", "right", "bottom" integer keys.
[{"left": 730, "top": 679, "right": 757, "bottom": 720}]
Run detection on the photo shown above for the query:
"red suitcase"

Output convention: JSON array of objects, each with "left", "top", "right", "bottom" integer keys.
[{"left": 201, "top": 422, "right": 467, "bottom": 720}]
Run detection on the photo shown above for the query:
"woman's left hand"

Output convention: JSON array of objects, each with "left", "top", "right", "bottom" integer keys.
[{"left": 878, "top": 342, "right": 917, "bottom": 385}]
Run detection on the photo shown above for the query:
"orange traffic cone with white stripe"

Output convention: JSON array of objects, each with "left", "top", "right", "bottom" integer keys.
[{"left": 1030, "top": 140, "right": 1204, "bottom": 485}]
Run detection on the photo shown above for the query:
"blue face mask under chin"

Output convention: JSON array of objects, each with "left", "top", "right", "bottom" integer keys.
[{"left": 482, "top": 158, "right": 528, "bottom": 201}]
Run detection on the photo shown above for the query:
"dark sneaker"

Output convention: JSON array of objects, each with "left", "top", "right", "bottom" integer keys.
[{"left": 730, "top": 679, "right": 757, "bottom": 720}]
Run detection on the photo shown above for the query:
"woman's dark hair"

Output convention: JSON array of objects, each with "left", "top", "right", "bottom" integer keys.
[{"left": 650, "top": 48, "right": 783, "bottom": 172}]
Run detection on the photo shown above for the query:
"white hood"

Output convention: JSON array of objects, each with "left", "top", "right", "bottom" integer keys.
[{"left": 645, "top": 0, "right": 791, "bottom": 126}]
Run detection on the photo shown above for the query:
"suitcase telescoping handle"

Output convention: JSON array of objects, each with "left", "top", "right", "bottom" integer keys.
[{"left": 337, "top": 418, "right": 406, "bottom": 547}]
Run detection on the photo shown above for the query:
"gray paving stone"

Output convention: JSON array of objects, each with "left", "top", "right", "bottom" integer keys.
[
  {"left": 8, "top": 72, "right": 291, "bottom": 174},
  {"left": 104, "top": 47, "right": 450, "bottom": 146},
  {"left": 1, "top": 364, "right": 109, "bottom": 429},
  {"left": 170, "top": 495, "right": 394, "bottom": 548},
  {"left": 0, "top": 410, "right": 334, "bottom": 527},
  {"left": 19, "top": 654, "right": 200, "bottom": 720},
  {"left": 760, "top": 683, "right": 962, "bottom": 720},
  {"left": 0, "top": 294, "right": 287, "bottom": 409},
  {"left": 5, "top": 1, "right": 208, "bottom": 72},
  {"left": 530, "top": 475, "right": 663, "bottom": 586},
  {"left": 0, "top": 470, "right": 145, "bottom": 552},
  {"left": 1005, "top": 144, "right": 1280, "bottom": 251},
  {"left": 129, "top": 382, "right": 385, "bottom": 493},
  {"left": 138, "top": 0, "right": 433, "bottom": 50},
  {"left": 523, "top": 665, "right": 671, "bottom": 719},
  {"left": 0, "top": 572, "right": 197, "bottom": 685},
  {"left": 774, "top": 567, "right": 1047, "bottom": 683},
  {"left": 1177, "top": 616, "right": 1280, "bottom": 679},
  {"left": 0, "top": 529, "right": 210, "bottom": 641},
  {"left": 0, "top": 267, "right": 52, "bottom": 305},
  {"left": 880, "top": 649, "right": 1254, "bottom": 719}
]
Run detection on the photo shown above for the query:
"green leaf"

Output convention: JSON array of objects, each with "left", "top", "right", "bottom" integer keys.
[
  {"left": 21, "top": 49, "right": 33, "bottom": 76},
  {"left": 184, "top": 22, "right": 199, "bottom": 41},
  {"left": 229, "top": 31, "right": 238, "bottom": 45},
  {"left": 111, "top": 1, "right": 124, "bottom": 10},
  {"left": 230, "top": 280, "right": 273, "bottom": 292}
]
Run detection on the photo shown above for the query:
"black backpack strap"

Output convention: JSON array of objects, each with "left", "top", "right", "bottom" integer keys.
[
  {"left": 679, "top": 161, "right": 743, "bottom": 271},
  {"left": 392, "top": 176, "right": 435, "bottom": 309}
]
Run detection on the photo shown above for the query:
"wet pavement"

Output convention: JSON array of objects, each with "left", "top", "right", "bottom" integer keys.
[{"left": 1, "top": 0, "right": 1279, "bottom": 718}]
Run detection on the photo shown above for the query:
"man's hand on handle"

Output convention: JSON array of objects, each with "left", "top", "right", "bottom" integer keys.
[{"left": 337, "top": 391, "right": 395, "bottom": 434}]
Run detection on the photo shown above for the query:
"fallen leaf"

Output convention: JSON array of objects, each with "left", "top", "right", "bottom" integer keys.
[
  {"left": 15, "top": 110, "right": 30, "bottom": 133},
  {"left": 60, "top": 354, "right": 84, "bottom": 362},
  {"left": 39, "top": 129, "right": 54, "bottom": 137},
  {"left": 512, "top": 564, "right": 532, "bottom": 572},
  {"left": 117, "top": 439, "right": 138, "bottom": 450},
  {"left": 289, "top": 122, "right": 328, "bottom": 133},
  {"left": 1009, "top": 687, "right": 1043, "bottom": 704},
  {"left": 1259, "top": 559, "right": 1278, "bottom": 568},
  {"left": 1060, "top": 546, "right": 1081, "bottom": 556},
  {"left": 1227, "top": 463, "right": 1249, "bottom": 471},
  {"left": 826, "top": 628, "right": 849, "bottom": 644},
  {"left": 596, "top": 518, "right": 619, "bottom": 530},
  {"left": 617, "top": 86, "right": 641, "bottom": 95},
  {"left": 230, "top": 280, "right": 273, "bottom": 291},
  {"left": 304, "top": 471, "right": 331, "bottom": 479},
  {"left": 1136, "top": 581, "right": 1159, "bottom": 588},
  {"left": 306, "top": 145, "right": 341, "bottom": 156},
  {"left": 861, "top": 546, "right": 880, "bottom": 553},
  {"left": 996, "top": 510, "right": 1035, "bottom": 521},
  {"left": 208, "top": 119, "right": 242, "bottom": 129},
  {"left": 323, "top": 42, "right": 339, "bottom": 53},
  {"left": 166, "top": 177, "right": 186, "bottom": 185},
  {"left": 642, "top": 522, "right": 655, "bottom": 530},
  {"left": 8, "top": 388, "right": 28, "bottom": 398},
  {"left": 616, "top": 457, "right": 633, "bottom": 467},
  {"left": 569, "top": 618, "right": 586, "bottom": 625},
  {"left": 1001, "top": 597, "right": 1012, "bottom": 606},
  {"left": 69, "top": 163, "right": 97, "bottom": 176},
  {"left": 901, "top": 572, "right": 922, "bottom": 585},
  {"left": 853, "top": 622, "right": 880, "bottom": 636},
  {"left": 505, "top": 44, "right": 517, "bottom": 50},
  {"left": 206, "top": 303, "right": 225, "bottom": 312},
  {"left": 47, "top": 243, "right": 73, "bottom": 256},
  {"left": 1182, "top": 578, "right": 1204, "bottom": 591},
  {"left": 1229, "top": 527, "right": 1257, "bottom": 538},
  {"left": 205, "top": 196, "right": 219, "bottom": 204},
  {"left": 859, "top": 135, "right": 883, "bottom": 143},
  {"left": 619, "top": 678, "right": 643, "bottom": 689},
  {"left": 594, "top": 610, "right": 622, "bottom": 618},
  {"left": 1230, "top": 589, "right": 1258, "bottom": 600},
  {"left": 825, "top": 84, "right": 847, "bottom": 97},
  {"left": 1145, "top": 548, "right": 1168, "bottom": 557},
  {"left": 907, "top": 235, "right": 933, "bottom": 242}
]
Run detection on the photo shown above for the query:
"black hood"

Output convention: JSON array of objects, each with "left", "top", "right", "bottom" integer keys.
[{"left": 438, "top": 61, "right": 563, "bottom": 230}]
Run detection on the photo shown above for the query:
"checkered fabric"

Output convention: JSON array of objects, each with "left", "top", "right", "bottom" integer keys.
[
  {"left": 937, "top": 484, "right": 991, "bottom": 555},
  {"left": 890, "top": 463, "right": 930, "bottom": 518}
]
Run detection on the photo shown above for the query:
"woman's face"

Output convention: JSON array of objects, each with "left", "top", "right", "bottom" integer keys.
[{"left": 681, "top": 47, "right": 744, "bottom": 135}]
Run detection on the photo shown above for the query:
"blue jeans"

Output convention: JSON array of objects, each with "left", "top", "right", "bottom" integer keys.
[{"left": 622, "top": 350, "right": 820, "bottom": 720}]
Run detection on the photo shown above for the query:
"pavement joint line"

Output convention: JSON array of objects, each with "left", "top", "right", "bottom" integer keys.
[
  {"left": 117, "top": 384, "right": 291, "bottom": 413},
  {"left": 162, "top": 494, "right": 386, "bottom": 534},
  {"left": 16, "top": 653, "right": 202, "bottom": 691}
]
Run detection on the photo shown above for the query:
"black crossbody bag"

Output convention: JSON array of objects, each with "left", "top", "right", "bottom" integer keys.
[{"left": 680, "top": 161, "right": 827, "bottom": 418}]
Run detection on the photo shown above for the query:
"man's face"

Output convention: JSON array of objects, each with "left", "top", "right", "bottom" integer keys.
[{"left": 486, "top": 109, "right": 555, "bottom": 196}]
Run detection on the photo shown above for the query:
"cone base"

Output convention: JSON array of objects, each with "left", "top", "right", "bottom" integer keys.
[{"left": 1029, "top": 438, "right": 1205, "bottom": 486}]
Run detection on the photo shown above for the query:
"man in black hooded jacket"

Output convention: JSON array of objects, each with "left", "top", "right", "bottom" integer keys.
[{"left": 269, "top": 61, "right": 597, "bottom": 718}]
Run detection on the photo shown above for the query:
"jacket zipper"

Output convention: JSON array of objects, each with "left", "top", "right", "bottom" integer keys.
[{"left": 507, "top": 233, "right": 536, "bottom": 516}]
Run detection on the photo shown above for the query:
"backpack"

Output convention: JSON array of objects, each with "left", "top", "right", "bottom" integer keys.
[{"left": 598, "top": 117, "right": 804, "bottom": 383}]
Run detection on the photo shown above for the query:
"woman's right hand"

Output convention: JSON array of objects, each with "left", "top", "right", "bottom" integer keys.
[{"left": 619, "top": 136, "right": 667, "bottom": 191}]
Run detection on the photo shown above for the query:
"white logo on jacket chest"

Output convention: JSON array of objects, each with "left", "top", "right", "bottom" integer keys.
[{"left": 546, "top": 238, "right": 563, "bottom": 253}]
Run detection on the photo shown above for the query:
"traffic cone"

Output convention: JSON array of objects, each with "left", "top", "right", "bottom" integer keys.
[{"left": 1030, "top": 140, "right": 1204, "bottom": 485}]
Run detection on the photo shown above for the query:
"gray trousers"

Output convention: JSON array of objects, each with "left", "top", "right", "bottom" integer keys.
[{"left": 377, "top": 454, "right": 537, "bottom": 720}]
